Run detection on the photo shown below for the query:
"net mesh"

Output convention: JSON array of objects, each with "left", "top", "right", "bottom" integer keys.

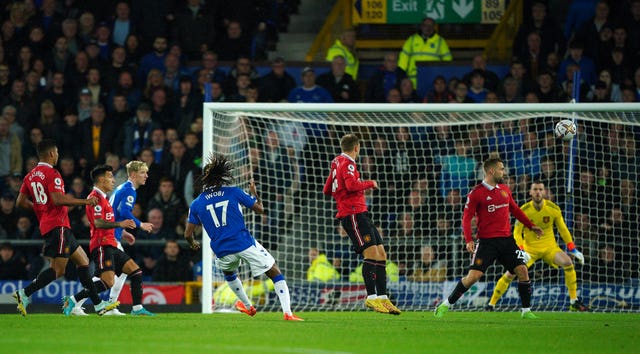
[{"left": 204, "top": 104, "right": 640, "bottom": 312}]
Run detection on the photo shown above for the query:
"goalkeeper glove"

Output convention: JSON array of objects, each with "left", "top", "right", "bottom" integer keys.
[
  {"left": 518, "top": 246, "right": 531, "bottom": 264},
  {"left": 569, "top": 249, "right": 585, "bottom": 265}
]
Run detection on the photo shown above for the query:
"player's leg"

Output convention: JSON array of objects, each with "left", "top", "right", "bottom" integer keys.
[
  {"left": 70, "top": 245, "right": 119, "bottom": 315},
  {"left": 551, "top": 250, "right": 589, "bottom": 311},
  {"left": 216, "top": 253, "right": 255, "bottom": 315},
  {"left": 487, "top": 271, "right": 516, "bottom": 309},
  {"left": 15, "top": 231, "right": 69, "bottom": 315},
  {"left": 122, "top": 257, "right": 154, "bottom": 316},
  {"left": 108, "top": 242, "right": 128, "bottom": 306},
  {"left": 436, "top": 239, "right": 495, "bottom": 318},
  {"left": 264, "top": 265, "right": 303, "bottom": 321}
]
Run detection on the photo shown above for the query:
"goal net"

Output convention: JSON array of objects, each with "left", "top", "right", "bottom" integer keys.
[{"left": 201, "top": 102, "right": 640, "bottom": 313}]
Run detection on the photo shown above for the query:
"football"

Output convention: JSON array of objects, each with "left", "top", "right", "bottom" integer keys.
[{"left": 554, "top": 119, "right": 577, "bottom": 141}]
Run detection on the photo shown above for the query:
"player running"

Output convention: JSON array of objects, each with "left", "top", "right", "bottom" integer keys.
[
  {"left": 63, "top": 165, "right": 155, "bottom": 316},
  {"left": 13, "top": 139, "right": 119, "bottom": 316},
  {"left": 70, "top": 160, "right": 153, "bottom": 315},
  {"left": 486, "top": 181, "right": 589, "bottom": 312},
  {"left": 323, "top": 134, "right": 401, "bottom": 315},
  {"left": 434, "top": 157, "right": 543, "bottom": 319},
  {"left": 184, "top": 153, "right": 303, "bottom": 321}
]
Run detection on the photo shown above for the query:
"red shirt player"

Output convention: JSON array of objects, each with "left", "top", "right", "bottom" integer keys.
[
  {"left": 13, "top": 139, "right": 117, "bottom": 317},
  {"left": 323, "top": 134, "right": 400, "bottom": 315},
  {"left": 435, "top": 157, "right": 543, "bottom": 319}
]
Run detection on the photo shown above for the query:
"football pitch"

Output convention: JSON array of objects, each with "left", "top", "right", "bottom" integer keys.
[{"left": 1, "top": 311, "right": 639, "bottom": 353}]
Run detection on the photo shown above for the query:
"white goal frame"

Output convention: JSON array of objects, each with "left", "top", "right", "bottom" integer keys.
[{"left": 200, "top": 102, "right": 640, "bottom": 314}]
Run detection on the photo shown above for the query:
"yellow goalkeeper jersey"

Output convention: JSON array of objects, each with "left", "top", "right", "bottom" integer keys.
[{"left": 514, "top": 199, "right": 573, "bottom": 250}]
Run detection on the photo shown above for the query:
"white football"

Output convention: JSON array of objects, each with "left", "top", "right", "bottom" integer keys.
[{"left": 554, "top": 119, "right": 577, "bottom": 141}]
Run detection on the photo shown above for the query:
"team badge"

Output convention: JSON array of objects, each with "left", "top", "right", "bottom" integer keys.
[
  {"left": 543, "top": 216, "right": 550, "bottom": 223},
  {"left": 475, "top": 258, "right": 483, "bottom": 266},
  {"left": 364, "top": 234, "right": 371, "bottom": 243},
  {"left": 64, "top": 247, "right": 70, "bottom": 254},
  {"left": 127, "top": 195, "right": 134, "bottom": 203},
  {"left": 500, "top": 191, "right": 507, "bottom": 198},
  {"left": 54, "top": 178, "right": 62, "bottom": 186},
  {"left": 105, "top": 260, "right": 112, "bottom": 267}
]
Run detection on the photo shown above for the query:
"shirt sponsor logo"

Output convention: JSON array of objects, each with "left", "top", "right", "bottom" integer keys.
[
  {"left": 487, "top": 203, "right": 509, "bottom": 212},
  {"left": 486, "top": 196, "right": 492, "bottom": 200}
]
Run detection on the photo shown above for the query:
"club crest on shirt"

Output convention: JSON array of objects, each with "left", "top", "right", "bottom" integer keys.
[
  {"left": 364, "top": 234, "right": 371, "bottom": 243},
  {"left": 543, "top": 216, "right": 550, "bottom": 223},
  {"left": 475, "top": 258, "right": 483, "bottom": 266},
  {"left": 105, "top": 260, "right": 112, "bottom": 267},
  {"left": 500, "top": 191, "right": 507, "bottom": 198}
]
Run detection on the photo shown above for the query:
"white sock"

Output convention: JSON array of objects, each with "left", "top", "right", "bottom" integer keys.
[
  {"left": 227, "top": 278, "right": 251, "bottom": 307},
  {"left": 273, "top": 279, "right": 292, "bottom": 315},
  {"left": 522, "top": 307, "right": 531, "bottom": 313},
  {"left": 133, "top": 304, "right": 143, "bottom": 311},
  {"left": 442, "top": 299, "right": 451, "bottom": 307},
  {"left": 109, "top": 273, "right": 128, "bottom": 302},
  {"left": 570, "top": 298, "right": 577, "bottom": 304},
  {"left": 75, "top": 297, "right": 88, "bottom": 308},
  {"left": 367, "top": 294, "right": 377, "bottom": 300},
  {"left": 377, "top": 294, "right": 388, "bottom": 300}
]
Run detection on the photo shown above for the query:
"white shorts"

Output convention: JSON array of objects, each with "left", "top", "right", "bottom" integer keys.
[{"left": 215, "top": 241, "right": 276, "bottom": 277}]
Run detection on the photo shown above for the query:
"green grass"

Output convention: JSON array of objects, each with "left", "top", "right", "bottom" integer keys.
[{"left": 1, "top": 311, "right": 639, "bottom": 353}]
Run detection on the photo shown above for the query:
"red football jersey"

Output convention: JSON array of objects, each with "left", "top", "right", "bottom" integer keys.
[
  {"left": 20, "top": 162, "right": 70, "bottom": 235},
  {"left": 87, "top": 187, "right": 117, "bottom": 252},
  {"left": 323, "top": 153, "right": 375, "bottom": 218},
  {"left": 462, "top": 182, "right": 534, "bottom": 243}
]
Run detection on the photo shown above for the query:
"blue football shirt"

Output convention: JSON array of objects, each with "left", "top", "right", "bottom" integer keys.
[
  {"left": 188, "top": 186, "right": 257, "bottom": 258},
  {"left": 109, "top": 180, "right": 142, "bottom": 242}
]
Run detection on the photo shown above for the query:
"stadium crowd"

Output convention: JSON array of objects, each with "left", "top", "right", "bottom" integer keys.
[{"left": 0, "top": 0, "right": 639, "bottom": 285}]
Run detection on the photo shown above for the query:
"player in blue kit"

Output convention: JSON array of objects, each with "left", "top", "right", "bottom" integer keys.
[
  {"left": 71, "top": 160, "right": 153, "bottom": 316},
  {"left": 184, "top": 153, "right": 303, "bottom": 321}
]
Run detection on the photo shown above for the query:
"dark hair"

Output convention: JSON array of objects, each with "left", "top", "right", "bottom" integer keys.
[
  {"left": 36, "top": 139, "right": 57, "bottom": 158},
  {"left": 90, "top": 164, "right": 113, "bottom": 183},
  {"left": 200, "top": 153, "right": 234, "bottom": 191}
]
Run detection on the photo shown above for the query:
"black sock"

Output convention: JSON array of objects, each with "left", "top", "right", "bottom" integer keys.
[
  {"left": 447, "top": 280, "right": 469, "bottom": 305},
  {"left": 75, "top": 280, "right": 108, "bottom": 302},
  {"left": 129, "top": 269, "right": 143, "bottom": 305},
  {"left": 24, "top": 268, "right": 57, "bottom": 297},
  {"left": 518, "top": 281, "right": 532, "bottom": 308},
  {"left": 374, "top": 260, "right": 387, "bottom": 296},
  {"left": 362, "top": 259, "right": 377, "bottom": 296},
  {"left": 77, "top": 265, "right": 102, "bottom": 305}
]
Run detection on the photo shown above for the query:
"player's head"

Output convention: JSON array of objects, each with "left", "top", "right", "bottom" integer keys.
[
  {"left": 529, "top": 181, "right": 546, "bottom": 203},
  {"left": 36, "top": 139, "right": 59, "bottom": 164},
  {"left": 483, "top": 157, "right": 505, "bottom": 184},
  {"left": 201, "top": 153, "right": 233, "bottom": 191},
  {"left": 90, "top": 164, "right": 115, "bottom": 192},
  {"left": 340, "top": 134, "right": 360, "bottom": 155},
  {"left": 126, "top": 160, "right": 149, "bottom": 187}
]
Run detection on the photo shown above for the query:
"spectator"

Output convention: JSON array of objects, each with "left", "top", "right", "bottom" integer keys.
[
  {"left": 0, "top": 64, "right": 11, "bottom": 98},
  {"left": 0, "top": 242, "right": 27, "bottom": 280},
  {"left": 520, "top": 32, "right": 546, "bottom": 81},
  {"left": 436, "top": 140, "right": 479, "bottom": 198},
  {"left": 120, "top": 102, "right": 159, "bottom": 160},
  {"left": 137, "top": 147, "right": 164, "bottom": 207},
  {"left": 79, "top": 104, "right": 116, "bottom": 168},
  {"left": 111, "top": 1, "right": 135, "bottom": 47},
  {"left": 162, "top": 140, "right": 195, "bottom": 197},
  {"left": 130, "top": 0, "right": 172, "bottom": 53},
  {"left": 466, "top": 69, "right": 489, "bottom": 103},
  {"left": 398, "top": 17, "right": 452, "bottom": 88},
  {"left": 85, "top": 67, "right": 109, "bottom": 106},
  {"left": 326, "top": 28, "right": 359, "bottom": 80},
  {"left": 105, "top": 153, "right": 128, "bottom": 187},
  {"left": 215, "top": 20, "right": 251, "bottom": 61},
  {"left": 585, "top": 243, "right": 623, "bottom": 283},
  {"left": 365, "top": 52, "right": 407, "bottom": 103},
  {"left": 138, "top": 208, "right": 178, "bottom": 266},
  {"left": 575, "top": 1, "right": 612, "bottom": 59},
  {"left": 451, "top": 81, "right": 474, "bottom": 103},
  {"left": 196, "top": 51, "right": 226, "bottom": 85},
  {"left": 564, "top": 0, "right": 599, "bottom": 40},
  {"left": 149, "top": 87, "right": 174, "bottom": 129},
  {"left": 287, "top": 67, "right": 333, "bottom": 103},
  {"left": 152, "top": 239, "right": 192, "bottom": 282},
  {"left": 0, "top": 117, "right": 23, "bottom": 182},
  {"left": 61, "top": 18, "right": 80, "bottom": 56},
  {"left": 258, "top": 57, "right": 296, "bottom": 103},
  {"left": 407, "top": 245, "right": 447, "bottom": 282},
  {"left": 558, "top": 40, "right": 597, "bottom": 86},
  {"left": 316, "top": 55, "right": 359, "bottom": 103},
  {"left": 226, "top": 73, "right": 252, "bottom": 102},
  {"left": 172, "top": 0, "right": 216, "bottom": 61},
  {"left": 513, "top": 1, "right": 565, "bottom": 63},
  {"left": 500, "top": 77, "right": 524, "bottom": 103},
  {"left": 399, "top": 77, "right": 419, "bottom": 103},
  {"left": 1, "top": 79, "right": 38, "bottom": 133},
  {"left": 52, "top": 110, "right": 81, "bottom": 160},
  {"left": 67, "top": 51, "right": 90, "bottom": 94},
  {"left": 21, "top": 126, "right": 42, "bottom": 162},
  {"left": 223, "top": 56, "right": 260, "bottom": 94},
  {"left": 2, "top": 106, "right": 24, "bottom": 145},
  {"left": 423, "top": 75, "right": 451, "bottom": 103},
  {"left": 138, "top": 36, "right": 168, "bottom": 86},
  {"left": 124, "top": 34, "right": 143, "bottom": 65},
  {"left": 306, "top": 247, "right": 341, "bottom": 282},
  {"left": 0, "top": 192, "right": 19, "bottom": 238},
  {"left": 534, "top": 70, "right": 567, "bottom": 103},
  {"left": 148, "top": 177, "right": 186, "bottom": 235},
  {"left": 462, "top": 55, "right": 501, "bottom": 92}
]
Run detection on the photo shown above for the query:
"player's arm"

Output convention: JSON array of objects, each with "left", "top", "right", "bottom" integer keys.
[
  {"left": 15, "top": 192, "right": 33, "bottom": 210},
  {"left": 248, "top": 179, "right": 264, "bottom": 214},
  {"left": 323, "top": 169, "right": 334, "bottom": 196},
  {"left": 343, "top": 166, "right": 375, "bottom": 192},
  {"left": 94, "top": 218, "right": 136, "bottom": 229},
  {"left": 461, "top": 193, "right": 478, "bottom": 251},
  {"left": 513, "top": 221, "right": 525, "bottom": 249},
  {"left": 51, "top": 191, "right": 98, "bottom": 206},
  {"left": 509, "top": 197, "right": 542, "bottom": 237},
  {"left": 116, "top": 191, "right": 153, "bottom": 232},
  {"left": 184, "top": 222, "right": 201, "bottom": 250},
  {"left": 555, "top": 212, "right": 584, "bottom": 264}
]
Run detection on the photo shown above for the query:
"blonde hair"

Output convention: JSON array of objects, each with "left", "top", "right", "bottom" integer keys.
[{"left": 126, "top": 160, "right": 148, "bottom": 175}]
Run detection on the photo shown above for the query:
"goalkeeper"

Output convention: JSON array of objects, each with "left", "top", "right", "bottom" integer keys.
[{"left": 486, "top": 181, "right": 590, "bottom": 312}]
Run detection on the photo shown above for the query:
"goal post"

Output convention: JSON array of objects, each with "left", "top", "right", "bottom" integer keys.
[{"left": 201, "top": 102, "right": 640, "bottom": 313}]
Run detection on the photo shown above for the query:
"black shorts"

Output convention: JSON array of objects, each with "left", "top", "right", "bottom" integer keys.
[
  {"left": 42, "top": 227, "right": 80, "bottom": 258},
  {"left": 90, "top": 245, "right": 131, "bottom": 274},
  {"left": 340, "top": 212, "right": 383, "bottom": 254},
  {"left": 469, "top": 237, "right": 526, "bottom": 273}
]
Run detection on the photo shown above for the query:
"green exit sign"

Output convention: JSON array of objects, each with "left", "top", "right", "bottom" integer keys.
[{"left": 354, "top": 0, "right": 505, "bottom": 24}]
